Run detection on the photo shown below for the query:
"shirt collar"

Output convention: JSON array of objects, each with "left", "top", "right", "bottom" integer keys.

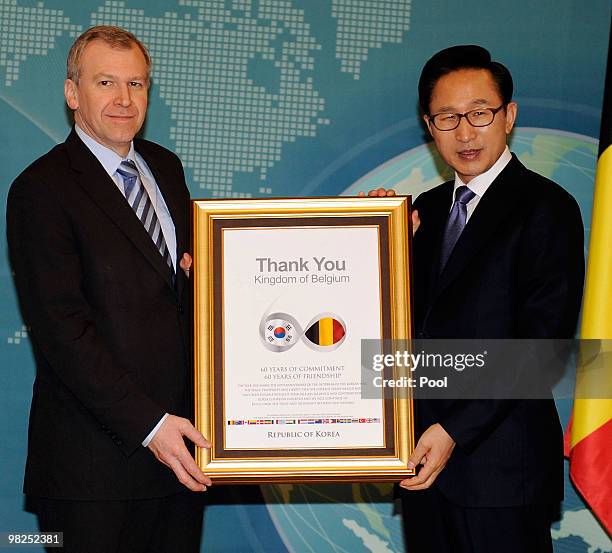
[
  {"left": 454, "top": 146, "right": 512, "bottom": 198},
  {"left": 75, "top": 125, "right": 137, "bottom": 178}
]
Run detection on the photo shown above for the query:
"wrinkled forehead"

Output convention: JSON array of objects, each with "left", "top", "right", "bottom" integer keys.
[
  {"left": 78, "top": 40, "right": 149, "bottom": 77},
  {"left": 429, "top": 69, "right": 502, "bottom": 112}
]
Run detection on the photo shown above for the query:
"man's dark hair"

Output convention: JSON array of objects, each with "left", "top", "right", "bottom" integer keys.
[{"left": 418, "top": 45, "right": 513, "bottom": 113}]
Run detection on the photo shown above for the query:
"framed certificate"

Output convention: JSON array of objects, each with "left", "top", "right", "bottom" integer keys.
[{"left": 192, "top": 197, "right": 414, "bottom": 483}]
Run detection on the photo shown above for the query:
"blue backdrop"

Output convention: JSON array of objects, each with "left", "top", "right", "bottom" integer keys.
[{"left": 1, "top": 1, "right": 611, "bottom": 551}]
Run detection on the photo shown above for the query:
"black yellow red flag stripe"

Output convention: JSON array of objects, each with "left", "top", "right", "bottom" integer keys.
[{"left": 566, "top": 26, "right": 612, "bottom": 535}]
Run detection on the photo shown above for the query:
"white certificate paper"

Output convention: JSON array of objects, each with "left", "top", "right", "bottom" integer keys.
[{"left": 222, "top": 226, "right": 385, "bottom": 450}]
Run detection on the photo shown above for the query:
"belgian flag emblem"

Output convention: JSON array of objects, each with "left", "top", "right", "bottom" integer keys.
[{"left": 305, "top": 317, "right": 345, "bottom": 347}]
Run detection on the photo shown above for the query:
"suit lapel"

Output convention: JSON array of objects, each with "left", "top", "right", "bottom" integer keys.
[
  {"left": 419, "top": 181, "right": 454, "bottom": 302},
  {"left": 435, "top": 155, "right": 524, "bottom": 294},
  {"left": 66, "top": 130, "right": 175, "bottom": 290}
]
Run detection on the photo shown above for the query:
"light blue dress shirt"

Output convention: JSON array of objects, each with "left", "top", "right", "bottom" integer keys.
[{"left": 75, "top": 125, "right": 177, "bottom": 270}]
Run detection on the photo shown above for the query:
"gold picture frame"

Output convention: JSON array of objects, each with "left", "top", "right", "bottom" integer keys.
[{"left": 192, "top": 196, "right": 414, "bottom": 483}]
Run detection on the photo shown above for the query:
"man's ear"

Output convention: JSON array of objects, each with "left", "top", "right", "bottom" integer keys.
[
  {"left": 64, "top": 79, "right": 78, "bottom": 110},
  {"left": 423, "top": 114, "right": 433, "bottom": 137},
  {"left": 504, "top": 102, "right": 518, "bottom": 135}
]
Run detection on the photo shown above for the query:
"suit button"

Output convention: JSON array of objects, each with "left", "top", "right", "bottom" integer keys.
[
  {"left": 178, "top": 305, "right": 184, "bottom": 314},
  {"left": 116, "top": 439, "right": 123, "bottom": 446}
]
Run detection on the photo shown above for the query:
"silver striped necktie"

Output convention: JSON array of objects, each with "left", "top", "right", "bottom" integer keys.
[
  {"left": 116, "top": 160, "right": 173, "bottom": 271},
  {"left": 439, "top": 185, "right": 476, "bottom": 272}
]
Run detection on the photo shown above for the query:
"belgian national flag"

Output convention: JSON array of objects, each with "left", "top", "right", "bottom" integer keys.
[{"left": 565, "top": 29, "right": 612, "bottom": 535}]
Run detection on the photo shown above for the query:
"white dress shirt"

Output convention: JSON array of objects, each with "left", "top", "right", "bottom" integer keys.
[{"left": 451, "top": 146, "right": 512, "bottom": 221}]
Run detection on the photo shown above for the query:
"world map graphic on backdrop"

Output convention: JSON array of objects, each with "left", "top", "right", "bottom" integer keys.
[
  {"left": 1, "top": 1, "right": 610, "bottom": 552},
  {"left": 0, "top": 0, "right": 410, "bottom": 196}
]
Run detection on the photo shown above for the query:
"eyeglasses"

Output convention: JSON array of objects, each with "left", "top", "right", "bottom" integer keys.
[{"left": 428, "top": 104, "right": 506, "bottom": 131}]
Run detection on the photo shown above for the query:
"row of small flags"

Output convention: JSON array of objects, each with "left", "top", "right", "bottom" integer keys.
[{"left": 228, "top": 417, "right": 380, "bottom": 425}]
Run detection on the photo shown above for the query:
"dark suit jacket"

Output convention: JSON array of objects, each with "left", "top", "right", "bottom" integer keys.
[
  {"left": 407, "top": 154, "right": 584, "bottom": 507},
  {"left": 7, "top": 129, "right": 192, "bottom": 500}
]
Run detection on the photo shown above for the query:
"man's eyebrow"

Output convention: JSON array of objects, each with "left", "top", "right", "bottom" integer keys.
[
  {"left": 93, "top": 73, "right": 116, "bottom": 79},
  {"left": 433, "top": 98, "right": 493, "bottom": 112},
  {"left": 470, "top": 98, "right": 493, "bottom": 106},
  {"left": 92, "top": 73, "right": 147, "bottom": 81}
]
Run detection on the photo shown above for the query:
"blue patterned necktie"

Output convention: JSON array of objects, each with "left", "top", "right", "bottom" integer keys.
[
  {"left": 439, "top": 185, "right": 476, "bottom": 272},
  {"left": 116, "top": 160, "right": 173, "bottom": 271}
]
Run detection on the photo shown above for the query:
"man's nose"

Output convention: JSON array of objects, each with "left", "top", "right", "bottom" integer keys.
[
  {"left": 454, "top": 116, "right": 477, "bottom": 142},
  {"left": 114, "top": 84, "right": 132, "bottom": 107}
]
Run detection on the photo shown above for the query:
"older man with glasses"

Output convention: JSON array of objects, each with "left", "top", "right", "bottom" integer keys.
[{"left": 369, "top": 45, "right": 585, "bottom": 553}]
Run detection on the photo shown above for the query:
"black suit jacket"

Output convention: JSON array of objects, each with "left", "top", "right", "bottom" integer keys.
[
  {"left": 408, "top": 155, "right": 584, "bottom": 507},
  {"left": 7, "top": 129, "right": 192, "bottom": 500}
]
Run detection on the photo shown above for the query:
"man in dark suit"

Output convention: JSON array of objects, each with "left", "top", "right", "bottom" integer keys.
[
  {"left": 371, "top": 45, "right": 584, "bottom": 551},
  {"left": 7, "top": 26, "right": 211, "bottom": 552}
]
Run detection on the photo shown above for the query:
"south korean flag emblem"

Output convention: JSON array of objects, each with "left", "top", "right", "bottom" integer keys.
[
  {"left": 265, "top": 319, "right": 296, "bottom": 345},
  {"left": 260, "top": 313, "right": 301, "bottom": 352}
]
